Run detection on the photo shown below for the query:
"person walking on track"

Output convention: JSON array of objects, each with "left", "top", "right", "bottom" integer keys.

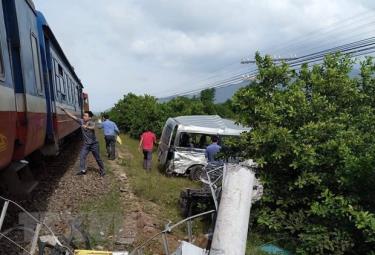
[
  {"left": 60, "top": 107, "right": 105, "bottom": 176},
  {"left": 100, "top": 114, "right": 120, "bottom": 160},
  {"left": 139, "top": 129, "right": 157, "bottom": 171}
]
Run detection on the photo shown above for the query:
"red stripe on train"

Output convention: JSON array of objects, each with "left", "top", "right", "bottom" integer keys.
[
  {"left": 12, "top": 112, "right": 47, "bottom": 160},
  {"left": 53, "top": 113, "right": 80, "bottom": 140}
]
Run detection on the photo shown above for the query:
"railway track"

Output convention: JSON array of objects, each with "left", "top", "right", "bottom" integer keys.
[{"left": 0, "top": 137, "right": 99, "bottom": 254}]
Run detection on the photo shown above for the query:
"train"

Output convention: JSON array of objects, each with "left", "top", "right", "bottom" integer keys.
[{"left": 0, "top": 0, "right": 86, "bottom": 194}]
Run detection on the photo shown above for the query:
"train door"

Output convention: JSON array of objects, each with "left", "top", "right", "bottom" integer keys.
[
  {"left": 0, "top": 0, "right": 16, "bottom": 170},
  {"left": 3, "top": 0, "right": 47, "bottom": 159}
]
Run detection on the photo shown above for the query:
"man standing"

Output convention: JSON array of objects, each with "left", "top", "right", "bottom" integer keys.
[
  {"left": 60, "top": 107, "right": 105, "bottom": 176},
  {"left": 205, "top": 136, "right": 221, "bottom": 162},
  {"left": 100, "top": 114, "right": 120, "bottom": 160},
  {"left": 139, "top": 129, "right": 157, "bottom": 171}
]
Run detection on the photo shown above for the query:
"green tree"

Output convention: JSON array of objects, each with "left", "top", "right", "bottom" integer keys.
[
  {"left": 214, "top": 99, "right": 235, "bottom": 119},
  {"left": 233, "top": 53, "right": 375, "bottom": 254},
  {"left": 109, "top": 93, "right": 167, "bottom": 138},
  {"left": 200, "top": 88, "right": 216, "bottom": 114}
]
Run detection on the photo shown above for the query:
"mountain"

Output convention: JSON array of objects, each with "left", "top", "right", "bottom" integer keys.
[{"left": 158, "top": 80, "right": 250, "bottom": 103}]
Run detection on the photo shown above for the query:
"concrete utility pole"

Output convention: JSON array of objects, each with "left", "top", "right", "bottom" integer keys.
[{"left": 210, "top": 162, "right": 257, "bottom": 255}]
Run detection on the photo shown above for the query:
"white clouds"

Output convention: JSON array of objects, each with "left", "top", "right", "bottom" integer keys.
[
  {"left": 33, "top": 0, "right": 375, "bottom": 111},
  {"left": 130, "top": 31, "right": 225, "bottom": 58}
]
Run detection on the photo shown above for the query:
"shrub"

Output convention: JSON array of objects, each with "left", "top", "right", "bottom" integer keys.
[{"left": 233, "top": 53, "right": 375, "bottom": 254}]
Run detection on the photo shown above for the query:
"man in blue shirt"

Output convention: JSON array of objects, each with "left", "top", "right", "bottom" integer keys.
[
  {"left": 205, "top": 136, "right": 221, "bottom": 162},
  {"left": 100, "top": 114, "right": 120, "bottom": 160}
]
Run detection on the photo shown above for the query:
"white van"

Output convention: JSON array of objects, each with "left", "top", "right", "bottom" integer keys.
[{"left": 157, "top": 115, "right": 250, "bottom": 179}]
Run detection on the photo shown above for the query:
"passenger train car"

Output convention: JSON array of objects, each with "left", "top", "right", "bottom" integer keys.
[{"left": 0, "top": 0, "right": 87, "bottom": 194}]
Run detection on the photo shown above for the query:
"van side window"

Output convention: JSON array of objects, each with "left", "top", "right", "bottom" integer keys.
[
  {"left": 178, "top": 133, "right": 208, "bottom": 149},
  {"left": 31, "top": 33, "right": 43, "bottom": 94}
]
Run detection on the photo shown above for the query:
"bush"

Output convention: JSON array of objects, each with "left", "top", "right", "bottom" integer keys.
[{"left": 233, "top": 53, "right": 375, "bottom": 254}]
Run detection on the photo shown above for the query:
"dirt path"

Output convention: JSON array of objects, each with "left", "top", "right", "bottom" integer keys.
[{"left": 108, "top": 145, "right": 181, "bottom": 254}]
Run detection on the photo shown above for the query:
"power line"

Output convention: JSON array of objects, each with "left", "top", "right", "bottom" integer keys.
[
  {"left": 166, "top": 37, "right": 375, "bottom": 97},
  {"left": 159, "top": 8, "right": 375, "bottom": 98}
]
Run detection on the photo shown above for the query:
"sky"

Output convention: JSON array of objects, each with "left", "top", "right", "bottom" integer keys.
[{"left": 33, "top": 0, "right": 375, "bottom": 111}]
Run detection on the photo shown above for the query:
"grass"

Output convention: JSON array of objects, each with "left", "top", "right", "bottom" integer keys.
[
  {"left": 79, "top": 185, "right": 124, "bottom": 248},
  {"left": 119, "top": 134, "right": 199, "bottom": 223}
]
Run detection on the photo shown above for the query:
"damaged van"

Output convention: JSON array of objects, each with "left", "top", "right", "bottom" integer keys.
[{"left": 157, "top": 115, "right": 250, "bottom": 179}]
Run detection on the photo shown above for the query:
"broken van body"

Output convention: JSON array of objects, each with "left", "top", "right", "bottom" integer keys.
[{"left": 157, "top": 115, "right": 250, "bottom": 178}]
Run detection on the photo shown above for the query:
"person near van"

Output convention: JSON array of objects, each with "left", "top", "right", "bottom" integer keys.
[
  {"left": 60, "top": 107, "right": 105, "bottom": 177},
  {"left": 139, "top": 130, "right": 157, "bottom": 171},
  {"left": 205, "top": 136, "right": 221, "bottom": 162},
  {"left": 100, "top": 114, "right": 120, "bottom": 160}
]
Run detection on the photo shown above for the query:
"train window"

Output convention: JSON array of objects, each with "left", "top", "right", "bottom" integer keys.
[
  {"left": 53, "top": 59, "right": 61, "bottom": 100},
  {"left": 66, "top": 76, "right": 70, "bottom": 103},
  {"left": 78, "top": 89, "right": 82, "bottom": 107},
  {"left": 69, "top": 79, "right": 73, "bottom": 104},
  {"left": 0, "top": 55, "right": 4, "bottom": 80},
  {"left": 67, "top": 78, "right": 70, "bottom": 103},
  {"left": 70, "top": 79, "right": 74, "bottom": 104},
  {"left": 30, "top": 33, "right": 43, "bottom": 94},
  {"left": 61, "top": 70, "right": 67, "bottom": 100},
  {"left": 0, "top": 48, "right": 4, "bottom": 79},
  {"left": 58, "top": 64, "right": 63, "bottom": 76},
  {"left": 73, "top": 83, "right": 77, "bottom": 105},
  {"left": 0, "top": 62, "right": 3, "bottom": 79}
]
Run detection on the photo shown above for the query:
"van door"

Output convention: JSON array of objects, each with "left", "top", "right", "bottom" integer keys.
[{"left": 158, "top": 119, "right": 177, "bottom": 165}]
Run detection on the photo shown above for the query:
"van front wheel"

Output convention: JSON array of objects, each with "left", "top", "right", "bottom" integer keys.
[{"left": 189, "top": 165, "right": 204, "bottom": 181}]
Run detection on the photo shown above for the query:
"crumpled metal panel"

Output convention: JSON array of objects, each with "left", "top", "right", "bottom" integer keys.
[
  {"left": 173, "top": 115, "right": 251, "bottom": 136},
  {"left": 172, "top": 148, "right": 207, "bottom": 174},
  {"left": 172, "top": 241, "right": 208, "bottom": 255}
]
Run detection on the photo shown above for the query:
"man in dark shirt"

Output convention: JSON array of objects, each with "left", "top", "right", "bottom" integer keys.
[
  {"left": 205, "top": 136, "right": 221, "bottom": 162},
  {"left": 60, "top": 107, "right": 105, "bottom": 176}
]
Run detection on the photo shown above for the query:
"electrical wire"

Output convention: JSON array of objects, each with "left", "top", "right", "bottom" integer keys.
[
  {"left": 159, "top": 7, "right": 375, "bottom": 98},
  {"left": 167, "top": 36, "right": 375, "bottom": 97}
]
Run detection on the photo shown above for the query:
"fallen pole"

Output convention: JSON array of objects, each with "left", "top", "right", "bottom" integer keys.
[{"left": 210, "top": 162, "right": 256, "bottom": 255}]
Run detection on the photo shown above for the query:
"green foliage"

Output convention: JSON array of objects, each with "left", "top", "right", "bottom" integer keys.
[
  {"left": 108, "top": 89, "right": 235, "bottom": 138},
  {"left": 108, "top": 93, "right": 167, "bottom": 138},
  {"left": 200, "top": 88, "right": 216, "bottom": 114},
  {"left": 233, "top": 53, "right": 375, "bottom": 254}
]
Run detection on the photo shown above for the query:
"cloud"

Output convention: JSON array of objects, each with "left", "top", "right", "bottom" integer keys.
[{"left": 33, "top": 0, "right": 375, "bottom": 111}]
